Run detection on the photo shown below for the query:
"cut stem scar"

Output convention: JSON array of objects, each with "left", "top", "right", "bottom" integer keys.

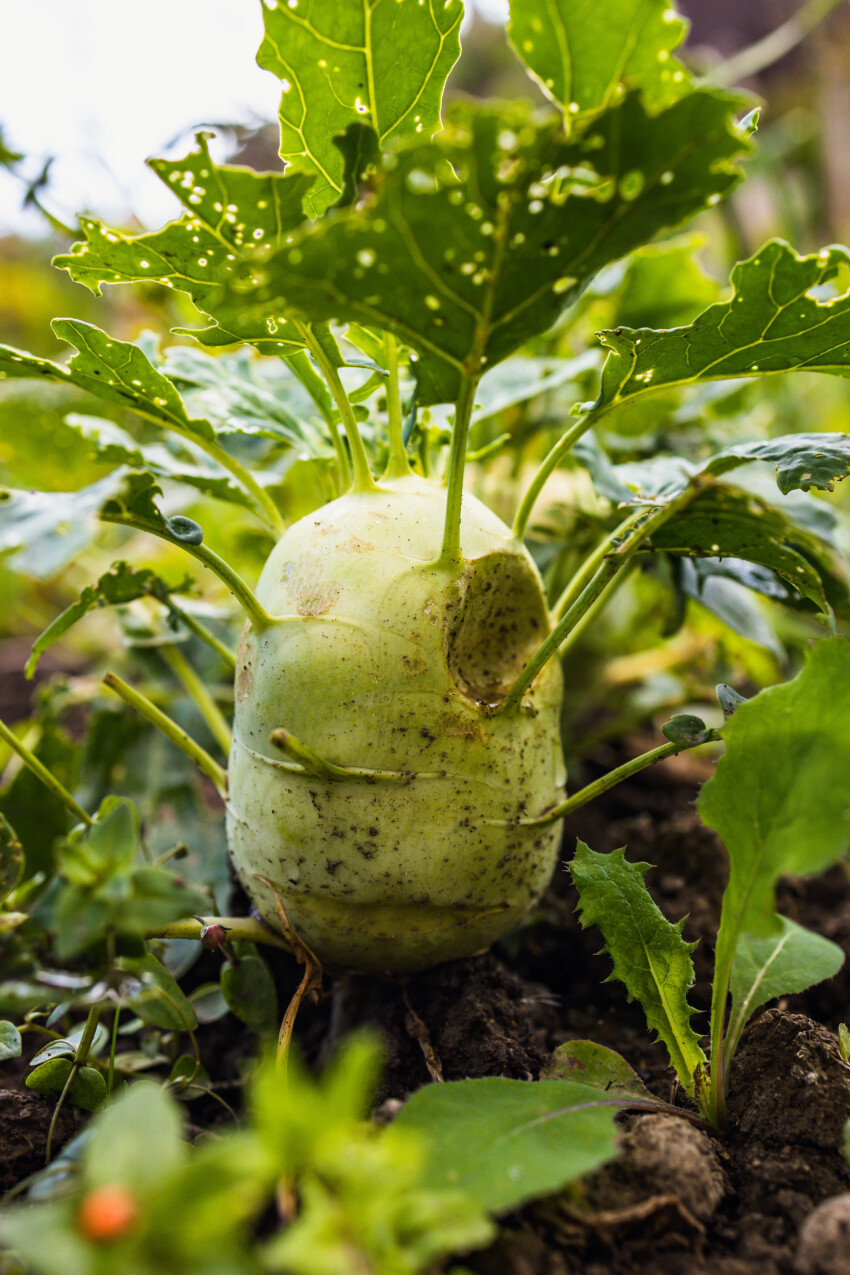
[
  {"left": 159, "top": 643, "right": 232, "bottom": 755},
  {"left": 149, "top": 914, "right": 292, "bottom": 951},
  {"left": 0, "top": 714, "right": 92, "bottom": 827},
  {"left": 434, "top": 375, "right": 479, "bottom": 573},
  {"left": 253, "top": 875, "right": 323, "bottom": 1079},
  {"left": 294, "top": 320, "right": 376, "bottom": 493},
  {"left": 500, "top": 485, "right": 704, "bottom": 713},
  {"left": 102, "top": 671, "right": 227, "bottom": 797},
  {"left": 511, "top": 734, "right": 720, "bottom": 828},
  {"left": 382, "top": 332, "right": 412, "bottom": 479},
  {"left": 268, "top": 728, "right": 441, "bottom": 783}
]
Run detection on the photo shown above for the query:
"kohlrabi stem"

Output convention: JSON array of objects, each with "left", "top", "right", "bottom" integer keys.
[
  {"left": 151, "top": 915, "right": 292, "bottom": 951},
  {"left": 0, "top": 715, "right": 92, "bottom": 827},
  {"left": 519, "top": 733, "right": 720, "bottom": 827},
  {"left": 557, "top": 562, "right": 637, "bottom": 660},
  {"left": 102, "top": 671, "right": 228, "bottom": 796},
  {"left": 284, "top": 349, "right": 351, "bottom": 490},
  {"left": 295, "top": 321, "right": 376, "bottom": 493},
  {"left": 382, "top": 333, "right": 412, "bottom": 479},
  {"left": 159, "top": 644, "right": 232, "bottom": 755},
  {"left": 196, "top": 436, "right": 286, "bottom": 536},
  {"left": 553, "top": 512, "right": 638, "bottom": 620},
  {"left": 707, "top": 0, "right": 844, "bottom": 86},
  {"left": 435, "top": 375, "right": 480, "bottom": 573},
  {"left": 513, "top": 408, "right": 602, "bottom": 541},
  {"left": 101, "top": 510, "right": 275, "bottom": 633},
  {"left": 175, "top": 610, "right": 237, "bottom": 673},
  {"left": 500, "top": 486, "right": 704, "bottom": 712}
]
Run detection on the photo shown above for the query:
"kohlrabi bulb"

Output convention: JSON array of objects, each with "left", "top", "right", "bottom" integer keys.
[{"left": 227, "top": 473, "right": 564, "bottom": 973}]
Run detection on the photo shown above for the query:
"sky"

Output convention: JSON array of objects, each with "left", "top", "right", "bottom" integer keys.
[{"left": 0, "top": 0, "right": 508, "bottom": 237}]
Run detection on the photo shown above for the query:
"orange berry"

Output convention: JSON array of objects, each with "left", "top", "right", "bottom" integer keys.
[{"left": 77, "top": 1185, "right": 139, "bottom": 1243}]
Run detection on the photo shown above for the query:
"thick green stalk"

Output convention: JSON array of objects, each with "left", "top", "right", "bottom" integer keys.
[
  {"left": 0, "top": 715, "right": 92, "bottom": 827},
  {"left": 434, "top": 375, "right": 479, "bottom": 573},
  {"left": 382, "top": 333, "right": 412, "bottom": 479},
  {"left": 513, "top": 409, "right": 602, "bottom": 541},
  {"left": 519, "top": 733, "right": 720, "bottom": 828},
  {"left": 159, "top": 644, "right": 232, "bottom": 755},
  {"left": 195, "top": 435, "right": 285, "bottom": 536},
  {"left": 103, "top": 671, "right": 228, "bottom": 796},
  {"left": 295, "top": 321, "right": 376, "bottom": 492}
]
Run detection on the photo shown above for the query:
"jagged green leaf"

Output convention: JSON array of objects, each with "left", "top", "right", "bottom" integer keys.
[
  {"left": 25, "top": 561, "right": 192, "bottom": 679},
  {"left": 596, "top": 241, "right": 850, "bottom": 411},
  {"left": 569, "top": 841, "right": 707, "bottom": 1095},
  {"left": 53, "top": 133, "right": 312, "bottom": 352},
  {"left": 394, "top": 1076, "right": 623, "bottom": 1214},
  {"left": 704, "top": 435, "right": 850, "bottom": 495},
  {"left": 726, "top": 918, "right": 845, "bottom": 1057},
  {"left": 699, "top": 638, "right": 850, "bottom": 950},
  {"left": 232, "top": 92, "right": 748, "bottom": 403},
  {"left": 508, "top": 0, "right": 690, "bottom": 119},
  {"left": 258, "top": 0, "right": 463, "bottom": 215}
]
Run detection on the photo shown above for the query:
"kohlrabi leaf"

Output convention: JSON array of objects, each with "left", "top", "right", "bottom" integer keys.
[
  {"left": 612, "top": 235, "right": 721, "bottom": 331},
  {"left": 726, "top": 917, "right": 845, "bottom": 1058},
  {"left": 646, "top": 484, "right": 845, "bottom": 616},
  {"left": 0, "top": 469, "right": 133, "bottom": 577},
  {"left": 596, "top": 241, "right": 850, "bottom": 411},
  {"left": 704, "top": 435, "right": 850, "bottom": 495},
  {"left": 53, "top": 133, "right": 313, "bottom": 352},
  {"left": 508, "top": 0, "right": 690, "bottom": 119},
  {"left": 700, "top": 638, "right": 850, "bottom": 948},
  {"left": 393, "top": 1076, "right": 622, "bottom": 1214},
  {"left": 570, "top": 841, "right": 707, "bottom": 1096},
  {"left": 257, "top": 0, "right": 463, "bottom": 216},
  {"left": 541, "top": 1039, "right": 655, "bottom": 1103},
  {"left": 25, "top": 562, "right": 192, "bottom": 679},
  {"left": 232, "top": 92, "right": 749, "bottom": 403}
]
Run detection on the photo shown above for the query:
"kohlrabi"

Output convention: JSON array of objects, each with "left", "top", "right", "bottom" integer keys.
[{"left": 4, "top": 0, "right": 850, "bottom": 983}]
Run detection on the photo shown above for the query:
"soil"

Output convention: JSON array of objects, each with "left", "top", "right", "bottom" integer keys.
[{"left": 3, "top": 737, "right": 850, "bottom": 1272}]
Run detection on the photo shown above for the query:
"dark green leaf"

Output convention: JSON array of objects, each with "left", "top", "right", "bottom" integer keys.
[
  {"left": 25, "top": 1058, "right": 106, "bottom": 1111},
  {"left": 541, "top": 1040, "right": 654, "bottom": 1103},
  {"left": 508, "top": 0, "right": 690, "bottom": 118},
  {"left": 232, "top": 92, "right": 748, "bottom": 403},
  {"left": 394, "top": 1076, "right": 622, "bottom": 1214},
  {"left": 596, "top": 241, "right": 850, "bottom": 410},
  {"left": 699, "top": 637, "right": 850, "bottom": 944},
  {"left": 704, "top": 434, "right": 850, "bottom": 495},
  {"left": 0, "top": 814, "right": 24, "bottom": 902},
  {"left": 727, "top": 918, "right": 844, "bottom": 1054},
  {"left": 570, "top": 841, "right": 706, "bottom": 1095},
  {"left": 221, "top": 956, "right": 278, "bottom": 1036},
  {"left": 118, "top": 953, "right": 199, "bottom": 1032},
  {"left": 53, "top": 134, "right": 313, "bottom": 352},
  {"left": 258, "top": 0, "right": 463, "bottom": 215},
  {"left": 0, "top": 1020, "right": 22, "bottom": 1061}
]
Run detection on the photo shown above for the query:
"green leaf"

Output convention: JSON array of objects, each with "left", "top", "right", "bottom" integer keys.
[
  {"left": 26, "top": 561, "right": 190, "bottom": 679},
  {"left": 189, "top": 982, "right": 230, "bottom": 1025},
  {"left": 0, "top": 1020, "right": 22, "bottom": 1061},
  {"left": 257, "top": 0, "right": 463, "bottom": 215},
  {"left": 596, "top": 241, "right": 850, "bottom": 411},
  {"left": 470, "top": 351, "right": 600, "bottom": 424},
  {"left": 569, "top": 841, "right": 707, "bottom": 1096},
  {"left": 232, "top": 91, "right": 749, "bottom": 403},
  {"left": 25, "top": 1058, "right": 106, "bottom": 1111},
  {"left": 541, "top": 1039, "right": 654, "bottom": 1103},
  {"left": 0, "top": 469, "right": 132, "bottom": 577},
  {"left": 118, "top": 953, "right": 199, "bottom": 1032},
  {"left": 699, "top": 637, "right": 850, "bottom": 945},
  {"left": 612, "top": 235, "right": 721, "bottom": 331},
  {"left": 60, "top": 797, "right": 141, "bottom": 888},
  {"left": 704, "top": 435, "right": 850, "bottom": 496},
  {"left": 726, "top": 917, "right": 844, "bottom": 1056},
  {"left": 84, "top": 1080, "right": 187, "bottom": 1192},
  {"left": 221, "top": 955, "right": 278, "bottom": 1036},
  {"left": 508, "top": 0, "right": 690, "bottom": 119},
  {"left": 0, "top": 814, "right": 24, "bottom": 902},
  {"left": 53, "top": 133, "right": 313, "bottom": 352},
  {"left": 393, "top": 1076, "right": 622, "bottom": 1214}
]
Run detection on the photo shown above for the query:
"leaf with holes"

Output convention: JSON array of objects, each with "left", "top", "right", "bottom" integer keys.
[
  {"left": 257, "top": 0, "right": 463, "bottom": 216},
  {"left": 596, "top": 241, "right": 850, "bottom": 410},
  {"left": 508, "top": 0, "right": 691, "bottom": 120},
  {"left": 53, "top": 133, "right": 313, "bottom": 351},
  {"left": 231, "top": 92, "right": 748, "bottom": 402},
  {"left": 570, "top": 841, "right": 707, "bottom": 1096}
]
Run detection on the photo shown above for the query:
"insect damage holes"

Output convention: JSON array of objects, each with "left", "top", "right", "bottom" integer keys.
[{"left": 444, "top": 552, "right": 548, "bottom": 707}]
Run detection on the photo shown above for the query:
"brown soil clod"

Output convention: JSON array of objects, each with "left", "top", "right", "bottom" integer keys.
[{"left": 0, "top": 1089, "right": 80, "bottom": 1194}]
